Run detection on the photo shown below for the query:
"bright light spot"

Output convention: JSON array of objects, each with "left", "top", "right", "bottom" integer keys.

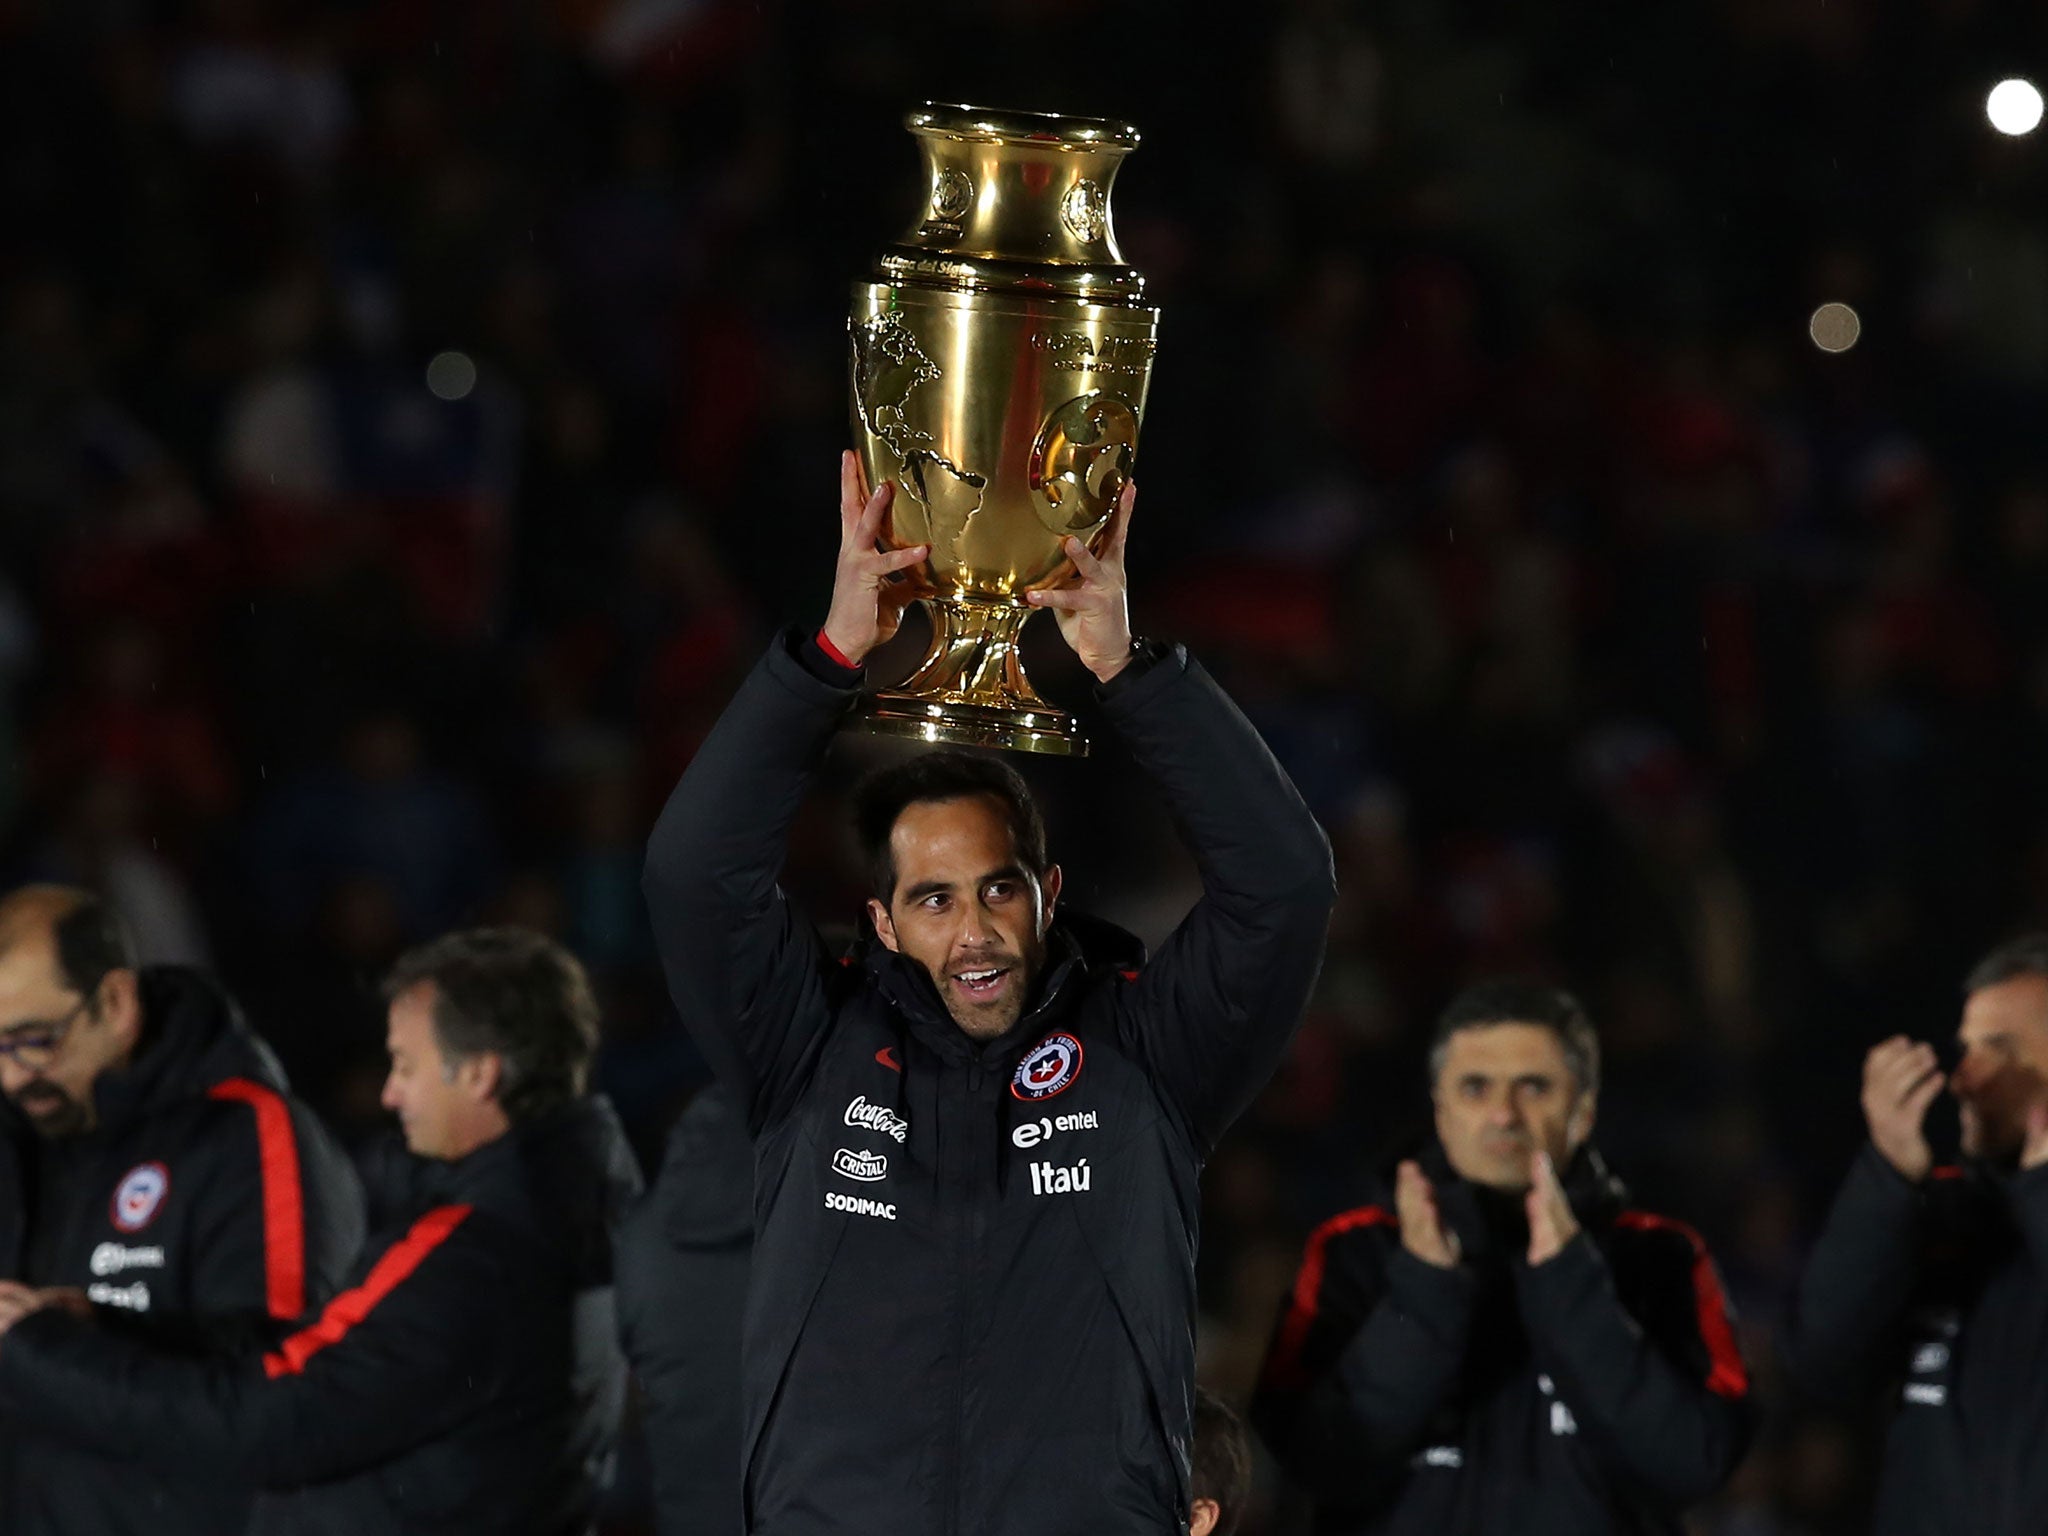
[
  {"left": 1809, "top": 302, "right": 1861, "bottom": 354},
  {"left": 425, "top": 351, "right": 477, "bottom": 401},
  {"left": 1987, "top": 78, "right": 2044, "bottom": 137}
]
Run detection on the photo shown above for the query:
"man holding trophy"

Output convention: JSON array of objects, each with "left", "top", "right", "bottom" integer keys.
[{"left": 642, "top": 106, "right": 1335, "bottom": 1536}]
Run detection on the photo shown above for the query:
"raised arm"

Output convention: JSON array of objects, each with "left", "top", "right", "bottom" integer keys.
[
  {"left": 1516, "top": 1198, "right": 1753, "bottom": 1509},
  {"left": 642, "top": 457, "right": 926, "bottom": 1130},
  {"left": 1029, "top": 484, "right": 1335, "bottom": 1152},
  {"left": 1783, "top": 1038, "right": 1946, "bottom": 1405}
]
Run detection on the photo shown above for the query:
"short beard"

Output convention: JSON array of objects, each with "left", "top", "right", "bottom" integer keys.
[
  {"left": 12, "top": 1086, "right": 90, "bottom": 1139},
  {"left": 943, "top": 990, "right": 1026, "bottom": 1042}
]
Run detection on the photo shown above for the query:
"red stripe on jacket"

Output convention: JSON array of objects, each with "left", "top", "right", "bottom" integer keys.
[
  {"left": 1266, "top": 1205, "right": 1398, "bottom": 1388},
  {"left": 262, "top": 1205, "right": 474, "bottom": 1379},
  {"left": 207, "top": 1078, "right": 308, "bottom": 1321},
  {"left": 1613, "top": 1210, "right": 1749, "bottom": 1398}
]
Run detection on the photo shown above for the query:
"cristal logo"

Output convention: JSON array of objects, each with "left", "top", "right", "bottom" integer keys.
[
  {"left": 831, "top": 1147, "right": 888, "bottom": 1183},
  {"left": 843, "top": 1095, "right": 909, "bottom": 1144},
  {"left": 86, "top": 1280, "right": 150, "bottom": 1312},
  {"left": 1028, "top": 1158, "right": 1091, "bottom": 1196},
  {"left": 1011, "top": 1109, "right": 1100, "bottom": 1149}
]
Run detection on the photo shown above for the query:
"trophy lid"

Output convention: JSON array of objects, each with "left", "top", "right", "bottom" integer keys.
[
  {"left": 906, "top": 104, "right": 1142, "bottom": 152},
  {"left": 873, "top": 103, "right": 1151, "bottom": 306}
]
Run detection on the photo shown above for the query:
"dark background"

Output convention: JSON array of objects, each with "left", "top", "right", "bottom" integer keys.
[{"left": 4, "top": 0, "right": 2048, "bottom": 1528}]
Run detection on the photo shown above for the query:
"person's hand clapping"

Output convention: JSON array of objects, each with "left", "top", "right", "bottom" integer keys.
[
  {"left": 1395, "top": 1159, "right": 1462, "bottom": 1269},
  {"left": 1025, "top": 481, "right": 1136, "bottom": 684},
  {"left": 1525, "top": 1151, "right": 1581, "bottom": 1266},
  {"left": 1862, "top": 1036, "right": 1945, "bottom": 1183},
  {"left": 820, "top": 451, "right": 928, "bottom": 668}
]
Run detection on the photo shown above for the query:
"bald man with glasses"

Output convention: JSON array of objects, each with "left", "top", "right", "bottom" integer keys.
[{"left": 0, "top": 885, "right": 363, "bottom": 1536}]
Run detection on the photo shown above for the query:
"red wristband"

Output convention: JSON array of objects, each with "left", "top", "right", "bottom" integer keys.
[{"left": 815, "top": 630, "right": 858, "bottom": 671}]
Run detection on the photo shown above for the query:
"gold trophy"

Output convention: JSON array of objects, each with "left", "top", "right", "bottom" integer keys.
[{"left": 849, "top": 104, "right": 1159, "bottom": 755}]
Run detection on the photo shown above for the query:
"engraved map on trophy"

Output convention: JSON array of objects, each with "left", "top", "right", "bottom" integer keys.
[{"left": 850, "top": 314, "right": 988, "bottom": 575}]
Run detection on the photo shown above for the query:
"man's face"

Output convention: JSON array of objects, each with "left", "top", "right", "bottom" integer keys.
[
  {"left": 380, "top": 984, "right": 498, "bottom": 1160},
  {"left": 868, "top": 794, "right": 1061, "bottom": 1042},
  {"left": 1433, "top": 1023, "right": 1594, "bottom": 1192},
  {"left": 1953, "top": 975, "right": 2048, "bottom": 1165},
  {"left": 0, "top": 940, "right": 137, "bottom": 1139}
]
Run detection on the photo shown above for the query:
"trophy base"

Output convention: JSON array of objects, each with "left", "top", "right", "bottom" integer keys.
[
  {"left": 855, "top": 695, "right": 1086, "bottom": 756},
  {"left": 851, "top": 598, "right": 1089, "bottom": 757}
]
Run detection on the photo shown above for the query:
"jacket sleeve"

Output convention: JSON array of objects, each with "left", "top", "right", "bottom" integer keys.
[
  {"left": 1251, "top": 1211, "right": 1475, "bottom": 1504},
  {"left": 183, "top": 1085, "right": 367, "bottom": 1341},
  {"left": 2005, "top": 1162, "right": 2048, "bottom": 1273},
  {"left": 1104, "top": 645, "right": 1336, "bottom": 1153},
  {"left": 1515, "top": 1219, "right": 1753, "bottom": 1508},
  {"left": 642, "top": 629, "right": 861, "bottom": 1131},
  {"left": 1781, "top": 1144, "right": 1926, "bottom": 1406},
  {"left": 0, "top": 1204, "right": 508, "bottom": 1488}
]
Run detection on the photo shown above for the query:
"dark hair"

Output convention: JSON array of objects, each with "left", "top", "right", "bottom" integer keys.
[
  {"left": 1191, "top": 1387, "right": 1251, "bottom": 1536},
  {"left": 1964, "top": 933, "right": 2048, "bottom": 995},
  {"left": 383, "top": 928, "right": 600, "bottom": 1122},
  {"left": 852, "top": 750, "right": 1048, "bottom": 901},
  {"left": 53, "top": 898, "right": 138, "bottom": 1005},
  {"left": 1428, "top": 978, "right": 1600, "bottom": 1098}
]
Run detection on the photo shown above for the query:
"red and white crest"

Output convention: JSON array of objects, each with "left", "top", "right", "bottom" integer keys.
[
  {"left": 111, "top": 1162, "right": 170, "bottom": 1233},
  {"left": 1012, "top": 1032, "right": 1084, "bottom": 1102}
]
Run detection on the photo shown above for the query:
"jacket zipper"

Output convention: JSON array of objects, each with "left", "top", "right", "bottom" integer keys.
[{"left": 947, "top": 1059, "right": 992, "bottom": 1536}]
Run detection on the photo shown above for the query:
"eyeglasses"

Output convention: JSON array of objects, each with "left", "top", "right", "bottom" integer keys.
[{"left": 0, "top": 998, "right": 91, "bottom": 1071}]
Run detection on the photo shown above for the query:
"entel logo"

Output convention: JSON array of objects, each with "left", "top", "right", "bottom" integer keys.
[{"left": 1011, "top": 1109, "right": 1100, "bottom": 1149}]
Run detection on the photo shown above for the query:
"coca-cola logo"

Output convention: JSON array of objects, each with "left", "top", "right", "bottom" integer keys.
[{"left": 843, "top": 1095, "right": 909, "bottom": 1143}]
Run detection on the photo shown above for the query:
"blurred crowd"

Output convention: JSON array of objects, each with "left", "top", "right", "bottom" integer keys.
[{"left": 3, "top": 0, "right": 2047, "bottom": 1529}]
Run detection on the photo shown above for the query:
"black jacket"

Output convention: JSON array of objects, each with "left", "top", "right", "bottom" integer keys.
[
  {"left": 0, "top": 1095, "right": 643, "bottom": 1536},
  {"left": 1252, "top": 1142, "right": 1753, "bottom": 1535},
  {"left": 1784, "top": 1144, "right": 2048, "bottom": 1535},
  {"left": 642, "top": 630, "right": 1334, "bottom": 1536},
  {"left": 617, "top": 1085, "right": 753, "bottom": 1536},
  {"left": 0, "top": 965, "right": 364, "bottom": 1536}
]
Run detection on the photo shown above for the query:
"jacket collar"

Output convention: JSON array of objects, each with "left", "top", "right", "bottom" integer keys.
[{"left": 858, "top": 911, "right": 1146, "bottom": 1067}]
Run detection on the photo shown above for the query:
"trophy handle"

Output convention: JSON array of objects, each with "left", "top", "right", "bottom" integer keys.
[{"left": 854, "top": 598, "right": 1087, "bottom": 756}]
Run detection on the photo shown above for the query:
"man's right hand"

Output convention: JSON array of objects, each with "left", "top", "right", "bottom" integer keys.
[
  {"left": 1396, "top": 1159, "right": 1462, "bottom": 1269},
  {"left": 820, "top": 451, "right": 928, "bottom": 667},
  {"left": 1862, "top": 1035, "right": 1945, "bottom": 1183}
]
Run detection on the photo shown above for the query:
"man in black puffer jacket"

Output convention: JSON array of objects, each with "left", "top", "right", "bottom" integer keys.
[
  {"left": 1784, "top": 934, "right": 2048, "bottom": 1535},
  {"left": 1253, "top": 981, "right": 1752, "bottom": 1535},
  {"left": 642, "top": 465, "right": 1335, "bottom": 1536},
  {"left": 0, "top": 926, "right": 641, "bottom": 1536},
  {"left": 0, "top": 885, "right": 363, "bottom": 1536}
]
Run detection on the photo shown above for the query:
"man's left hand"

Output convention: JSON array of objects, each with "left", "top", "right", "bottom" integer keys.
[
  {"left": 1526, "top": 1150, "right": 1581, "bottom": 1265},
  {"left": 1025, "top": 481, "right": 1136, "bottom": 684},
  {"left": 2024, "top": 1100, "right": 2048, "bottom": 1173},
  {"left": 0, "top": 1281, "right": 88, "bottom": 1340}
]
